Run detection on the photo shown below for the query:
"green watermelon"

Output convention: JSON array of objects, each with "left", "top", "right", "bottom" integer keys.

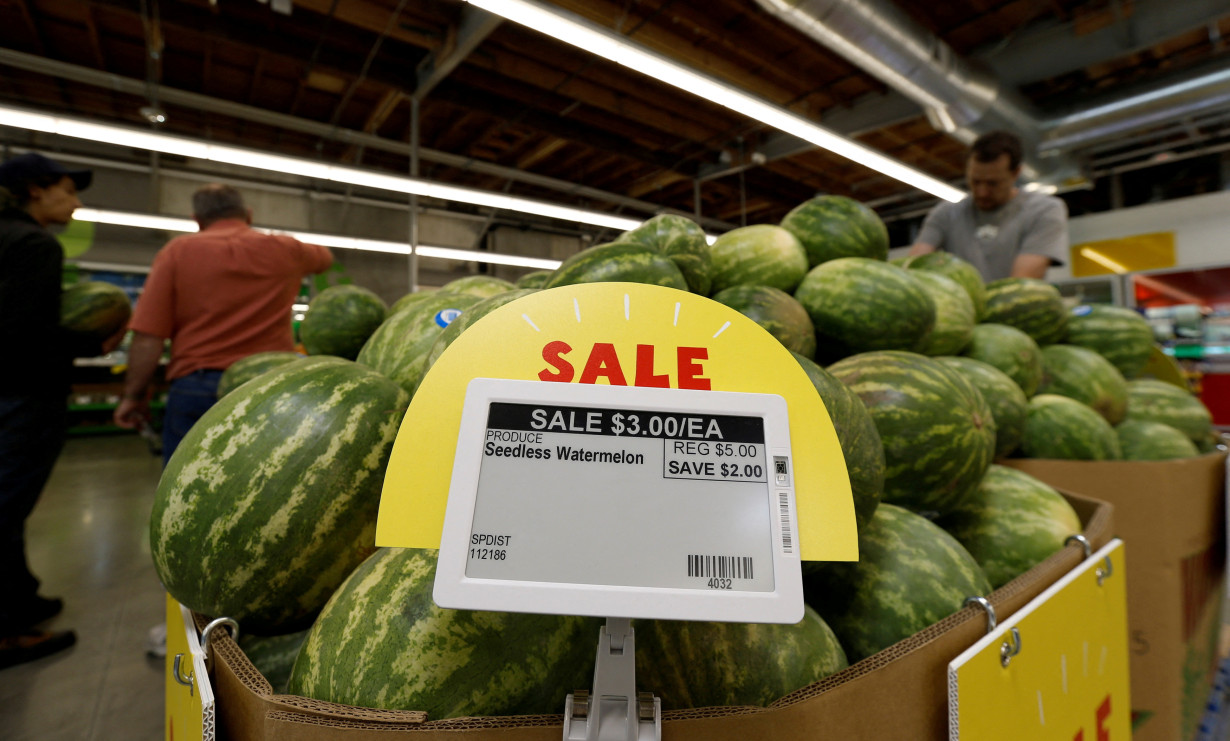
[
  {"left": 889, "top": 255, "right": 917, "bottom": 268},
  {"left": 911, "top": 271, "right": 975, "bottom": 356},
  {"left": 1116, "top": 420, "right": 1200, "bottom": 460},
  {"left": 708, "top": 225, "right": 809, "bottom": 294},
  {"left": 388, "top": 291, "right": 440, "bottom": 315},
  {"left": 417, "top": 290, "right": 538, "bottom": 389},
  {"left": 936, "top": 465, "right": 1082, "bottom": 589},
  {"left": 515, "top": 270, "right": 554, "bottom": 289},
  {"left": 440, "top": 275, "right": 517, "bottom": 298},
  {"left": 355, "top": 293, "right": 483, "bottom": 394},
  {"left": 1124, "top": 379, "right": 1214, "bottom": 444},
  {"left": 712, "top": 285, "right": 816, "bottom": 359},
  {"left": 239, "top": 628, "right": 310, "bottom": 693},
  {"left": 1196, "top": 430, "right": 1225, "bottom": 454},
  {"left": 288, "top": 547, "right": 599, "bottom": 717},
  {"left": 902, "top": 251, "right": 987, "bottom": 320},
  {"left": 1021, "top": 394, "right": 1122, "bottom": 460},
  {"left": 151, "top": 357, "right": 410, "bottom": 634},
  {"left": 1064, "top": 305, "right": 1154, "bottom": 379},
  {"left": 794, "top": 258, "right": 936, "bottom": 356},
  {"left": 1038, "top": 345, "right": 1128, "bottom": 424},
  {"left": 299, "top": 285, "right": 389, "bottom": 360},
  {"left": 778, "top": 195, "right": 889, "bottom": 266},
  {"left": 938, "top": 356, "right": 1028, "bottom": 459},
  {"left": 60, "top": 280, "right": 131, "bottom": 341},
  {"left": 962, "top": 323, "right": 1044, "bottom": 397},
  {"left": 827, "top": 351, "right": 995, "bottom": 515},
  {"left": 793, "top": 353, "right": 884, "bottom": 531},
  {"left": 804, "top": 503, "right": 991, "bottom": 663},
  {"left": 544, "top": 242, "right": 688, "bottom": 291},
  {"left": 618, "top": 213, "right": 713, "bottom": 295},
  {"left": 634, "top": 607, "right": 847, "bottom": 709},
  {"left": 216, "top": 351, "right": 303, "bottom": 398},
  {"left": 982, "top": 278, "right": 1068, "bottom": 346}
]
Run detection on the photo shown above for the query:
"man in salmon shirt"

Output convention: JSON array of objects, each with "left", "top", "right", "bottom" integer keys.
[{"left": 114, "top": 184, "right": 333, "bottom": 463}]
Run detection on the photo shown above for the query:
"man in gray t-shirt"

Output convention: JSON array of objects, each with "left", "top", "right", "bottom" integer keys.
[{"left": 910, "top": 131, "right": 1068, "bottom": 281}]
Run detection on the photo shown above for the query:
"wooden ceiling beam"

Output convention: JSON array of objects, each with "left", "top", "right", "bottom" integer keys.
[
  {"left": 83, "top": 6, "right": 107, "bottom": 71},
  {"left": 515, "top": 136, "right": 569, "bottom": 170}
]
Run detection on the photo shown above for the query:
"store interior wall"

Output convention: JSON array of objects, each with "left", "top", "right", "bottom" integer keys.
[{"left": 67, "top": 163, "right": 583, "bottom": 302}]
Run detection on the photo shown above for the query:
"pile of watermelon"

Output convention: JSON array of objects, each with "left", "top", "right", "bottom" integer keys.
[{"left": 151, "top": 194, "right": 1224, "bottom": 720}]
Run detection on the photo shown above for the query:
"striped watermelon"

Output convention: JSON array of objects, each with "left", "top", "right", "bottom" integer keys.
[
  {"left": 418, "top": 290, "right": 538, "bottom": 390},
  {"left": 1116, "top": 419, "right": 1200, "bottom": 460},
  {"left": 216, "top": 351, "right": 303, "bottom": 398},
  {"left": 712, "top": 285, "right": 816, "bottom": 359},
  {"left": 440, "top": 275, "right": 517, "bottom": 298},
  {"left": 902, "top": 251, "right": 987, "bottom": 320},
  {"left": 938, "top": 356, "right": 1028, "bottom": 459},
  {"left": 355, "top": 293, "right": 483, "bottom": 394},
  {"left": 982, "top": 278, "right": 1068, "bottom": 346},
  {"left": 287, "top": 547, "right": 599, "bottom": 717},
  {"left": 827, "top": 351, "right": 995, "bottom": 515},
  {"left": 794, "top": 258, "right": 936, "bottom": 356},
  {"left": 936, "top": 465, "right": 1082, "bottom": 589},
  {"left": 515, "top": 270, "right": 554, "bottom": 289},
  {"left": 778, "top": 194, "right": 889, "bottom": 266},
  {"left": 793, "top": 353, "right": 884, "bottom": 530},
  {"left": 60, "top": 280, "right": 131, "bottom": 341},
  {"left": 544, "top": 242, "right": 688, "bottom": 291},
  {"left": 962, "top": 323, "right": 1044, "bottom": 397},
  {"left": 151, "top": 357, "right": 410, "bottom": 634},
  {"left": 911, "top": 271, "right": 975, "bottom": 356},
  {"left": 804, "top": 503, "right": 991, "bottom": 663},
  {"left": 708, "top": 224, "right": 809, "bottom": 294},
  {"left": 634, "top": 607, "right": 847, "bottom": 709},
  {"left": 300, "top": 285, "right": 389, "bottom": 360},
  {"left": 239, "top": 628, "right": 310, "bottom": 694},
  {"left": 388, "top": 291, "right": 440, "bottom": 316},
  {"left": 1065, "top": 305, "right": 1155, "bottom": 379},
  {"left": 1021, "top": 394, "right": 1122, "bottom": 460},
  {"left": 1196, "top": 430, "right": 1225, "bottom": 454},
  {"left": 1038, "top": 345, "right": 1128, "bottom": 424},
  {"left": 1124, "top": 379, "right": 1213, "bottom": 444},
  {"left": 618, "top": 213, "right": 713, "bottom": 295}
]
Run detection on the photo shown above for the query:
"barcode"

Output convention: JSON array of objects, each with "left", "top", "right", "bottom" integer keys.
[
  {"left": 687, "top": 554, "right": 754, "bottom": 579},
  {"left": 779, "top": 492, "right": 793, "bottom": 553}
]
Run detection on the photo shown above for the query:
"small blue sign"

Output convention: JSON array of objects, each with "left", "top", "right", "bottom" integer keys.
[
  {"left": 1072, "top": 305, "right": 1094, "bottom": 317},
  {"left": 435, "top": 308, "right": 463, "bottom": 328}
]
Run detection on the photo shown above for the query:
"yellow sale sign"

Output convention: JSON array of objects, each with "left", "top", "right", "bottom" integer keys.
[
  {"left": 949, "top": 540, "right": 1131, "bottom": 740},
  {"left": 165, "top": 593, "right": 214, "bottom": 741}
]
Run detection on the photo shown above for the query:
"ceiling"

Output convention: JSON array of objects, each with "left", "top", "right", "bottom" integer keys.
[{"left": 1, "top": 0, "right": 1228, "bottom": 241}]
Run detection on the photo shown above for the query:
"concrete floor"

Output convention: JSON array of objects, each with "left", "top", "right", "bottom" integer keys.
[{"left": 0, "top": 434, "right": 165, "bottom": 741}]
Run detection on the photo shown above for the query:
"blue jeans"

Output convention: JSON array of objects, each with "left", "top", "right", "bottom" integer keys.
[
  {"left": 163, "top": 370, "right": 223, "bottom": 467},
  {"left": 0, "top": 394, "right": 67, "bottom": 631}
]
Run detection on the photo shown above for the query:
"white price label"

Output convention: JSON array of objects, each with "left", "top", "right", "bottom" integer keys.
[{"left": 434, "top": 379, "right": 804, "bottom": 623}]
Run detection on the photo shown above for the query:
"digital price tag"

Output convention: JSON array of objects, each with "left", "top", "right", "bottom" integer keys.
[
  {"left": 948, "top": 539, "right": 1131, "bottom": 740},
  {"left": 433, "top": 378, "right": 804, "bottom": 623}
]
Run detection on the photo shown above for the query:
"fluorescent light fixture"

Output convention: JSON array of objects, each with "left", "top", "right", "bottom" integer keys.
[
  {"left": 70, "top": 208, "right": 563, "bottom": 270},
  {"left": 1023, "top": 182, "right": 1059, "bottom": 195},
  {"left": 0, "top": 103, "right": 645, "bottom": 232},
  {"left": 466, "top": 0, "right": 965, "bottom": 203}
]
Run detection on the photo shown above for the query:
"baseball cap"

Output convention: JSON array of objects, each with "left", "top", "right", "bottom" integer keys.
[{"left": 0, "top": 153, "right": 93, "bottom": 194}]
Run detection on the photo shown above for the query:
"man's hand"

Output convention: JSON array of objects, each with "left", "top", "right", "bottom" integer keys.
[
  {"left": 101, "top": 326, "right": 128, "bottom": 355},
  {"left": 1011, "top": 253, "right": 1051, "bottom": 279},
  {"left": 113, "top": 395, "right": 150, "bottom": 429},
  {"left": 907, "top": 242, "right": 938, "bottom": 257}
]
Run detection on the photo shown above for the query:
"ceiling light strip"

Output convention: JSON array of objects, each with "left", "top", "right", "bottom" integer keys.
[
  {"left": 70, "top": 208, "right": 562, "bottom": 270},
  {"left": 466, "top": 0, "right": 965, "bottom": 203},
  {"left": 0, "top": 104, "right": 643, "bottom": 232}
]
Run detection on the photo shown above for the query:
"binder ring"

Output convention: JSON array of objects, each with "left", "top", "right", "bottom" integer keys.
[
  {"left": 1065, "top": 534, "right": 1091, "bottom": 559},
  {"left": 963, "top": 596, "right": 997, "bottom": 634},
  {"left": 1000, "top": 627, "right": 1022, "bottom": 667},
  {"left": 201, "top": 616, "right": 240, "bottom": 658},
  {"left": 1096, "top": 555, "right": 1114, "bottom": 586}
]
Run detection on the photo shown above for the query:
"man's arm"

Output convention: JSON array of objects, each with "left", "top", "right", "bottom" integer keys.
[
  {"left": 908, "top": 242, "right": 937, "bottom": 257},
  {"left": 1010, "top": 253, "right": 1051, "bottom": 279},
  {"left": 909, "top": 203, "right": 949, "bottom": 257},
  {"left": 113, "top": 331, "right": 163, "bottom": 429}
]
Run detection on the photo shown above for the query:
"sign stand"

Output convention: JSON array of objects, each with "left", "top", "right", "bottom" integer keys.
[{"left": 563, "top": 617, "right": 660, "bottom": 741}]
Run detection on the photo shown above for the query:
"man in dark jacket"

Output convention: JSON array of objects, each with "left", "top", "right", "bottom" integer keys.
[{"left": 0, "top": 152, "right": 122, "bottom": 669}]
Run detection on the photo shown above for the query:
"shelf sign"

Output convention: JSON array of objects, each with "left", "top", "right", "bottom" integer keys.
[
  {"left": 165, "top": 593, "right": 215, "bottom": 741},
  {"left": 948, "top": 539, "right": 1131, "bottom": 740},
  {"left": 376, "top": 282, "right": 856, "bottom": 566}
]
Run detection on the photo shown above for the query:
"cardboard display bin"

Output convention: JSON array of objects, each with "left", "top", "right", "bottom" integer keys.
[
  {"left": 199, "top": 492, "right": 1114, "bottom": 741},
  {"left": 1008, "top": 451, "right": 1228, "bottom": 741}
]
